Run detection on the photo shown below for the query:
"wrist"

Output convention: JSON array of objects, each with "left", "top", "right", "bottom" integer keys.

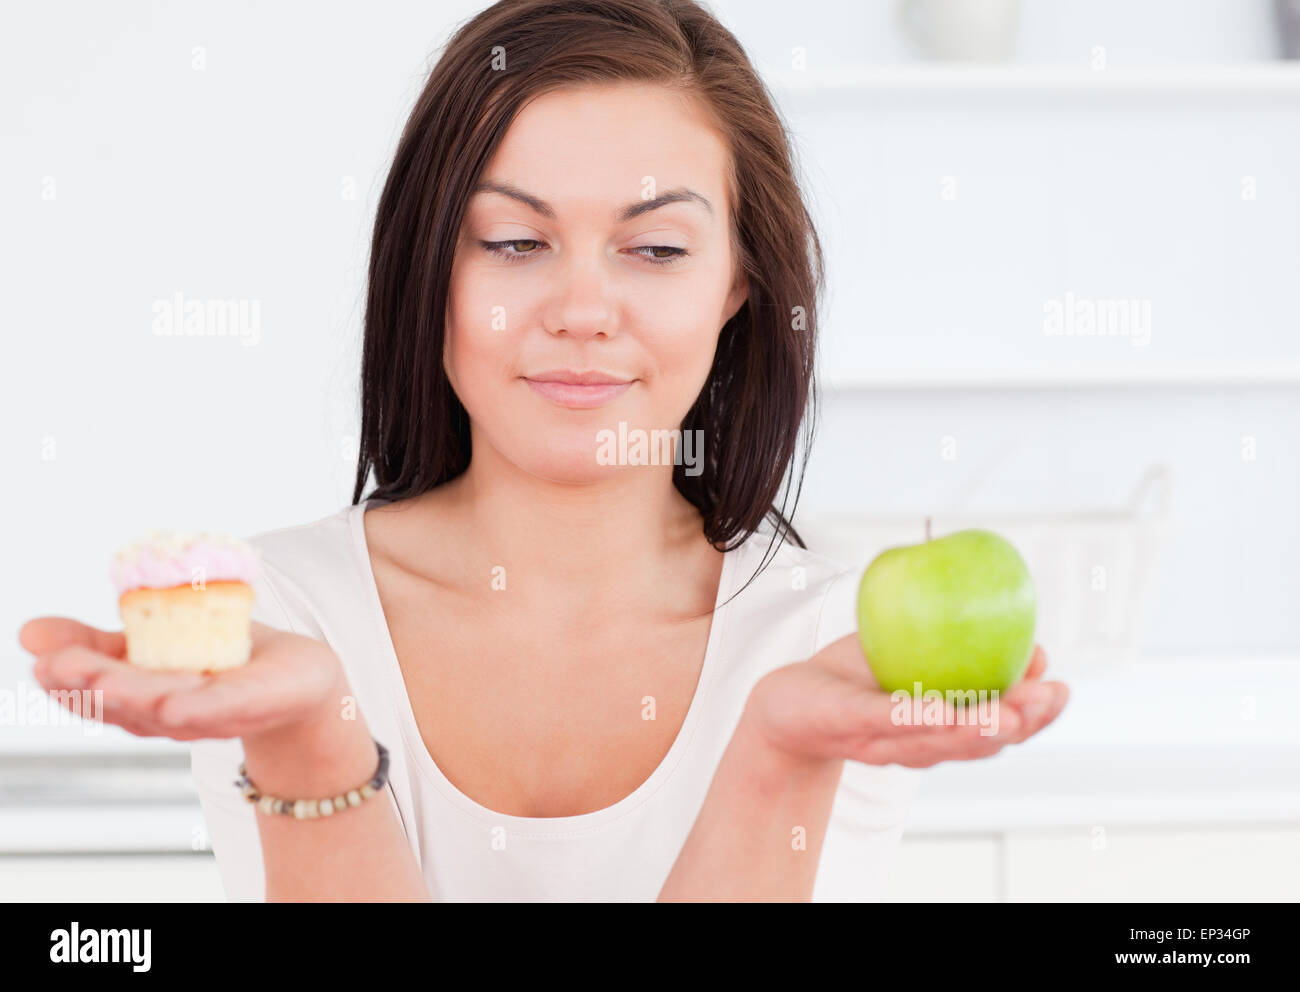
[
  {"left": 734, "top": 707, "right": 844, "bottom": 796},
  {"left": 240, "top": 675, "right": 378, "bottom": 798}
]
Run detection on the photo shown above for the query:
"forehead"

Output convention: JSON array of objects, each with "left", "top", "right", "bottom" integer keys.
[{"left": 477, "top": 82, "right": 731, "bottom": 215}]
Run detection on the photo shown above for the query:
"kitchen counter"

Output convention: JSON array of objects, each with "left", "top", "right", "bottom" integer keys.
[
  {"left": 2, "top": 656, "right": 1297, "bottom": 853},
  {"left": 905, "top": 654, "right": 1300, "bottom": 833}
]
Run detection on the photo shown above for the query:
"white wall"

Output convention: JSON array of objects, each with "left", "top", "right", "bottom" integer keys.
[{"left": 3, "top": 1, "right": 1296, "bottom": 653}]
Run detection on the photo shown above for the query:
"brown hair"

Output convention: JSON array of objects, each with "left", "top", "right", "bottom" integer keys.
[{"left": 353, "top": 0, "right": 825, "bottom": 596}]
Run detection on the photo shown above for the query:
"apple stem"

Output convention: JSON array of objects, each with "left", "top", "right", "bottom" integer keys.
[{"left": 925, "top": 516, "right": 931, "bottom": 542}]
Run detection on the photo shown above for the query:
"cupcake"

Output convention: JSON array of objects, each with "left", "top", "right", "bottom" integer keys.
[{"left": 110, "top": 530, "right": 260, "bottom": 673}]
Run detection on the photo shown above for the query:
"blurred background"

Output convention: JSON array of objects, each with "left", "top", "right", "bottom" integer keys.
[{"left": 2, "top": 0, "right": 1297, "bottom": 901}]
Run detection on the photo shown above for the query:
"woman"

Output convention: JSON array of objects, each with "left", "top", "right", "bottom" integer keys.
[{"left": 21, "top": 0, "right": 1068, "bottom": 902}]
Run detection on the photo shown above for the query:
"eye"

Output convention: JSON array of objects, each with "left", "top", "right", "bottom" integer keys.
[
  {"left": 627, "top": 245, "right": 690, "bottom": 266},
  {"left": 478, "top": 240, "right": 690, "bottom": 267},
  {"left": 480, "top": 239, "right": 544, "bottom": 262}
]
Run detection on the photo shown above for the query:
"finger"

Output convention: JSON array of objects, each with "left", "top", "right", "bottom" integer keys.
[
  {"left": 841, "top": 685, "right": 967, "bottom": 732},
  {"left": 247, "top": 620, "right": 285, "bottom": 652},
  {"left": 1021, "top": 644, "right": 1046, "bottom": 682},
  {"left": 87, "top": 666, "right": 210, "bottom": 730},
  {"left": 32, "top": 645, "right": 132, "bottom": 692},
  {"left": 1032, "top": 682, "right": 1071, "bottom": 731},
  {"left": 811, "top": 633, "right": 877, "bottom": 687},
  {"left": 853, "top": 736, "right": 951, "bottom": 767},
  {"left": 1003, "top": 680, "right": 1070, "bottom": 744},
  {"left": 858, "top": 679, "right": 1067, "bottom": 762},
  {"left": 155, "top": 653, "right": 340, "bottom": 737},
  {"left": 851, "top": 693, "right": 1026, "bottom": 754},
  {"left": 91, "top": 695, "right": 215, "bottom": 741},
  {"left": 99, "top": 710, "right": 209, "bottom": 742},
  {"left": 855, "top": 721, "right": 1011, "bottom": 767},
  {"left": 32, "top": 647, "right": 216, "bottom": 738},
  {"left": 37, "top": 658, "right": 207, "bottom": 732},
  {"left": 20, "top": 617, "right": 126, "bottom": 660},
  {"left": 87, "top": 664, "right": 209, "bottom": 701},
  {"left": 40, "top": 668, "right": 246, "bottom": 742},
  {"left": 999, "top": 676, "right": 1055, "bottom": 711}
]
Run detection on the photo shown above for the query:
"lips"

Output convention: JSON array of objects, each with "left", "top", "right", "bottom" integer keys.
[
  {"left": 524, "top": 369, "right": 634, "bottom": 385},
  {"left": 522, "top": 369, "right": 636, "bottom": 409}
]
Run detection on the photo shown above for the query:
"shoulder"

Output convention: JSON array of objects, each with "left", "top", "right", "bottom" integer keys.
[
  {"left": 245, "top": 504, "right": 355, "bottom": 570},
  {"left": 240, "top": 504, "right": 361, "bottom": 637},
  {"left": 725, "top": 521, "right": 863, "bottom": 660}
]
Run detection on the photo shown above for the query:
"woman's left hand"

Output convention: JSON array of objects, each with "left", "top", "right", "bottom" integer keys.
[{"left": 742, "top": 634, "right": 1069, "bottom": 769}]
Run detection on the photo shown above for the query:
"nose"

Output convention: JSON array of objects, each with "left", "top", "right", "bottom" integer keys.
[{"left": 543, "top": 249, "right": 617, "bottom": 340}]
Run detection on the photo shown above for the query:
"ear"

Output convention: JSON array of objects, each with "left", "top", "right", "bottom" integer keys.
[{"left": 722, "top": 268, "right": 749, "bottom": 324}]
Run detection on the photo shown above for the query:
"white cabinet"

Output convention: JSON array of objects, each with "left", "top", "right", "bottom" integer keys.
[
  {"left": 881, "top": 836, "right": 1001, "bottom": 901},
  {"left": 4, "top": 829, "right": 1298, "bottom": 901},
  {"left": 1003, "top": 825, "right": 1300, "bottom": 902},
  {"left": 881, "top": 824, "right": 1300, "bottom": 902}
]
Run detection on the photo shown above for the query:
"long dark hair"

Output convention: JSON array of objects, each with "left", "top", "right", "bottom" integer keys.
[{"left": 353, "top": 0, "right": 825, "bottom": 598}]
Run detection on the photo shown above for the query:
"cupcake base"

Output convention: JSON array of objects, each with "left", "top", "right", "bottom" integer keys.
[{"left": 118, "top": 580, "right": 254, "bottom": 673}]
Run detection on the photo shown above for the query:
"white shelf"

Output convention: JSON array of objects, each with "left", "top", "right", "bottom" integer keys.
[
  {"left": 0, "top": 805, "right": 208, "bottom": 854},
  {"left": 821, "top": 362, "right": 1300, "bottom": 390},
  {"left": 0, "top": 721, "right": 193, "bottom": 757},
  {"left": 768, "top": 63, "right": 1300, "bottom": 98}
]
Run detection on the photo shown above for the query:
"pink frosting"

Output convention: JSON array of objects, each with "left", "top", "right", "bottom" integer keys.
[{"left": 110, "top": 531, "right": 261, "bottom": 595}]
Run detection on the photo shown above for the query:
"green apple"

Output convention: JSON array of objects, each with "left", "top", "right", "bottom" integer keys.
[{"left": 856, "top": 528, "right": 1036, "bottom": 694}]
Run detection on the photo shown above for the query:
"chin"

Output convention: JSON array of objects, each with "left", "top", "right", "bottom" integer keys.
[{"left": 519, "top": 439, "right": 630, "bottom": 485}]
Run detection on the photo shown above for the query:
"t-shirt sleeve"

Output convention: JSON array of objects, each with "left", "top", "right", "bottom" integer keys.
[
  {"left": 810, "top": 565, "right": 925, "bottom": 901},
  {"left": 187, "top": 564, "right": 298, "bottom": 902},
  {"left": 810, "top": 561, "right": 862, "bottom": 657}
]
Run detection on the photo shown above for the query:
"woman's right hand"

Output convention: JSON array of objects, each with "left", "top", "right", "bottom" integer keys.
[{"left": 20, "top": 617, "right": 347, "bottom": 743}]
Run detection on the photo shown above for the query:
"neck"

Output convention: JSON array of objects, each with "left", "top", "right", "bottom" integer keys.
[{"left": 412, "top": 437, "right": 717, "bottom": 621}]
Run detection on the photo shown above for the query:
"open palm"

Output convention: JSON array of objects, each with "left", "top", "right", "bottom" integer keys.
[
  {"left": 745, "top": 634, "right": 1069, "bottom": 768},
  {"left": 20, "top": 617, "right": 345, "bottom": 742}
]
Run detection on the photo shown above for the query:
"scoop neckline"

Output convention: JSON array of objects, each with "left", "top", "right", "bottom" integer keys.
[{"left": 346, "top": 498, "right": 738, "bottom": 836}]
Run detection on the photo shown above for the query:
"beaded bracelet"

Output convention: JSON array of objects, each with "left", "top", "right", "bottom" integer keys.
[{"left": 234, "top": 739, "right": 390, "bottom": 819}]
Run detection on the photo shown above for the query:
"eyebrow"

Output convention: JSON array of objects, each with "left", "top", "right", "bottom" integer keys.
[{"left": 471, "top": 179, "right": 713, "bottom": 222}]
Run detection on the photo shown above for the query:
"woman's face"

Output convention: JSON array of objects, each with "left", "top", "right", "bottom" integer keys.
[{"left": 444, "top": 82, "right": 748, "bottom": 484}]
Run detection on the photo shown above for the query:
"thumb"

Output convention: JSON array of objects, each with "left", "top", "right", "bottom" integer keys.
[
  {"left": 18, "top": 617, "right": 127, "bottom": 659},
  {"left": 810, "top": 632, "right": 879, "bottom": 688}
]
